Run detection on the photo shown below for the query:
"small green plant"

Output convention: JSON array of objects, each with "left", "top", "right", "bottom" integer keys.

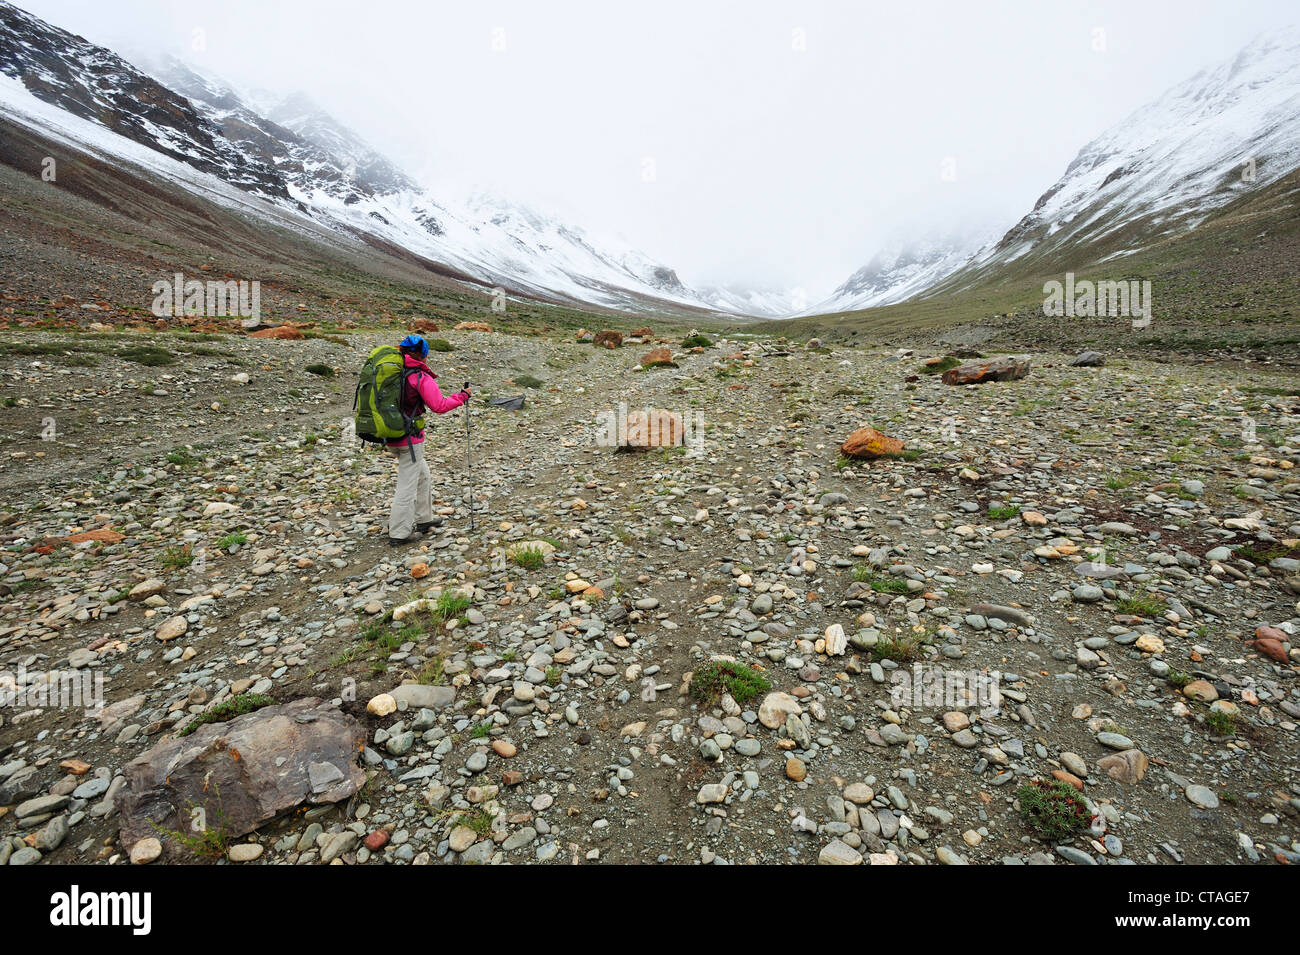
[
  {"left": 178, "top": 694, "right": 276, "bottom": 737},
  {"left": 1018, "top": 779, "right": 1091, "bottom": 842},
  {"left": 304, "top": 363, "right": 334, "bottom": 376},
  {"left": 509, "top": 545, "right": 545, "bottom": 570},
  {"left": 166, "top": 448, "right": 200, "bottom": 467},
  {"left": 470, "top": 721, "right": 492, "bottom": 740},
  {"left": 873, "top": 629, "right": 926, "bottom": 662},
  {"left": 161, "top": 543, "right": 195, "bottom": 569},
  {"left": 428, "top": 338, "right": 453, "bottom": 352},
  {"left": 462, "top": 807, "right": 495, "bottom": 835},
  {"left": 689, "top": 660, "right": 771, "bottom": 705},
  {"left": 148, "top": 787, "right": 229, "bottom": 860},
  {"left": 545, "top": 665, "right": 561, "bottom": 686},
  {"left": 988, "top": 504, "right": 1021, "bottom": 520},
  {"left": 118, "top": 345, "right": 175, "bottom": 366},
  {"left": 1165, "top": 669, "right": 1192, "bottom": 689},
  {"left": 681, "top": 335, "right": 713, "bottom": 348},
  {"left": 1206, "top": 709, "right": 1236, "bottom": 737},
  {"left": 1236, "top": 542, "right": 1299, "bottom": 565},
  {"left": 513, "top": 374, "right": 544, "bottom": 389},
  {"left": 330, "top": 645, "right": 360, "bottom": 667},
  {"left": 854, "top": 568, "right": 909, "bottom": 595},
  {"left": 1115, "top": 594, "right": 1165, "bottom": 618},
  {"left": 417, "top": 657, "right": 446, "bottom": 685},
  {"left": 215, "top": 532, "right": 248, "bottom": 549},
  {"left": 432, "top": 591, "right": 470, "bottom": 623},
  {"left": 919, "top": 355, "right": 961, "bottom": 375}
]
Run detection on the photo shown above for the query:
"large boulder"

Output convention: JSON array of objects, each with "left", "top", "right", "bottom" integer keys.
[
  {"left": 1070, "top": 351, "right": 1104, "bottom": 367},
  {"left": 941, "top": 355, "right": 1031, "bottom": 385},
  {"left": 115, "top": 697, "right": 365, "bottom": 854},
  {"left": 592, "top": 330, "right": 623, "bottom": 349},
  {"left": 840, "top": 427, "right": 904, "bottom": 459}
]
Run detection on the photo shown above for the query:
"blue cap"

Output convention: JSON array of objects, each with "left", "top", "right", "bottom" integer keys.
[{"left": 400, "top": 334, "right": 429, "bottom": 358}]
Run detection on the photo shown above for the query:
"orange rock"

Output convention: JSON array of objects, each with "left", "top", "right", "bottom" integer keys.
[
  {"left": 410, "top": 562, "right": 430, "bottom": 579},
  {"left": 592, "top": 330, "right": 623, "bottom": 349},
  {"left": 249, "top": 325, "right": 304, "bottom": 340},
  {"left": 1051, "top": 769, "right": 1084, "bottom": 790},
  {"left": 409, "top": 319, "right": 440, "bottom": 333},
  {"left": 454, "top": 321, "right": 492, "bottom": 332},
  {"left": 941, "top": 356, "right": 1031, "bottom": 385},
  {"left": 840, "top": 427, "right": 904, "bottom": 459},
  {"left": 61, "top": 528, "right": 124, "bottom": 544},
  {"left": 623, "top": 409, "right": 683, "bottom": 448},
  {"left": 641, "top": 347, "right": 675, "bottom": 367}
]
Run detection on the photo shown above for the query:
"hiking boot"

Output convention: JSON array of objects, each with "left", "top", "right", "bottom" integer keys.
[
  {"left": 416, "top": 520, "right": 437, "bottom": 534},
  {"left": 388, "top": 531, "right": 424, "bottom": 547}
]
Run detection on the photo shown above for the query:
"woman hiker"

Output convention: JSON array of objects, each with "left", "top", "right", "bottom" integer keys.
[{"left": 386, "top": 334, "right": 470, "bottom": 545}]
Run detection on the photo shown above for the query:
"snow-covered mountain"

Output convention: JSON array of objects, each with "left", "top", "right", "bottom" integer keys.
[
  {"left": 809, "top": 232, "right": 995, "bottom": 314},
  {"left": 818, "top": 27, "right": 1300, "bottom": 313},
  {"left": 0, "top": 2, "right": 750, "bottom": 317},
  {"left": 978, "top": 26, "right": 1300, "bottom": 273}
]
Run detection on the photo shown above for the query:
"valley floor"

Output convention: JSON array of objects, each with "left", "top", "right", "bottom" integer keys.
[{"left": 0, "top": 326, "right": 1297, "bottom": 865}]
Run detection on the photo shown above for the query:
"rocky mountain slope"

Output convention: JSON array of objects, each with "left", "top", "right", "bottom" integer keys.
[
  {"left": 819, "top": 28, "right": 1300, "bottom": 314},
  {"left": 0, "top": 2, "right": 746, "bottom": 317}
]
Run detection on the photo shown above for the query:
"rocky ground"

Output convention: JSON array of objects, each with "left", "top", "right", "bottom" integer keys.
[{"left": 0, "top": 324, "right": 1298, "bottom": 866}]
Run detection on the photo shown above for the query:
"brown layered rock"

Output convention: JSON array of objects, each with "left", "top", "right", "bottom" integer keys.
[
  {"left": 408, "top": 318, "right": 440, "bottom": 333},
  {"left": 115, "top": 697, "right": 365, "bottom": 854},
  {"left": 630, "top": 326, "right": 653, "bottom": 338},
  {"left": 941, "top": 355, "right": 1031, "bottom": 385},
  {"left": 454, "top": 321, "right": 492, "bottom": 332},
  {"left": 840, "top": 427, "right": 905, "bottom": 459},
  {"left": 593, "top": 330, "right": 623, "bottom": 349}
]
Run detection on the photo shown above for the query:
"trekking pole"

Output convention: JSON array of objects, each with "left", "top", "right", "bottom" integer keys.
[{"left": 463, "top": 381, "right": 474, "bottom": 532}]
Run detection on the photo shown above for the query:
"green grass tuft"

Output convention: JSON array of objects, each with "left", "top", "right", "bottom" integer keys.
[
  {"left": 689, "top": 660, "right": 771, "bottom": 705},
  {"left": 178, "top": 693, "right": 276, "bottom": 737},
  {"left": 1017, "top": 779, "right": 1091, "bottom": 842}
]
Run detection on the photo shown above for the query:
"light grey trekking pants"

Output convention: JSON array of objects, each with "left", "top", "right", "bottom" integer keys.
[{"left": 388, "top": 444, "right": 433, "bottom": 538}]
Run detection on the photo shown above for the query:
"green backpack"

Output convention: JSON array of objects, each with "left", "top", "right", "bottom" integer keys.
[{"left": 353, "top": 345, "right": 426, "bottom": 459}]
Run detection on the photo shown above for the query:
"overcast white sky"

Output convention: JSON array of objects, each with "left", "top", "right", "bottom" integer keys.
[{"left": 19, "top": 0, "right": 1300, "bottom": 298}]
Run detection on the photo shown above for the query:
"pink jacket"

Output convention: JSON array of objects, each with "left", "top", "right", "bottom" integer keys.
[{"left": 386, "top": 354, "right": 467, "bottom": 448}]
